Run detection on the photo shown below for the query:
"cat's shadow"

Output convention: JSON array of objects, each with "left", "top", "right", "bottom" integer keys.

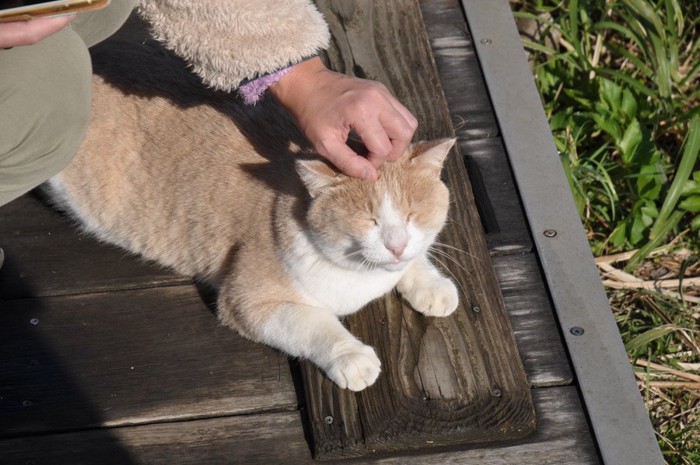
[{"left": 91, "top": 26, "right": 311, "bottom": 190}]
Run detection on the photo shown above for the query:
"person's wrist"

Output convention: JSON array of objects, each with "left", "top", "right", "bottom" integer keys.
[{"left": 269, "top": 56, "right": 327, "bottom": 112}]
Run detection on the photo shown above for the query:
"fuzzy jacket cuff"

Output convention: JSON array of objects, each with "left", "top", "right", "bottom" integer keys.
[
  {"left": 137, "top": 0, "right": 330, "bottom": 92},
  {"left": 238, "top": 66, "right": 293, "bottom": 105}
]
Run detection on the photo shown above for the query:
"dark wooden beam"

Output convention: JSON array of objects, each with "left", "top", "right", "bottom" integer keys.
[
  {"left": 0, "top": 387, "right": 598, "bottom": 465},
  {"left": 301, "top": 0, "right": 535, "bottom": 458}
]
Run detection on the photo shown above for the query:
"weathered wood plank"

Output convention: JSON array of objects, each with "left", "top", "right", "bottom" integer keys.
[
  {"left": 0, "top": 194, "right": 188, "bottom": 299},
  {"left": 420, "top": 0, "right": 569, "bottom": 386},
  {"left": 0, "top": 286, "right": 297, "bottom": 437},
  {"left": 459, "top": 138, "right": 532, "bottom": 254},
  {"left": 493, "top": 253, "right": 572, "bottom": 387},
  {"left": 418, "top": 0, "right": 499, "bottom": 140},
  {"left": 420, "top": 0, "right": 532, "bottom": 255},
  {"left": 0, "top": 387, "right": 599, "bottom": 465},
  {"left": 301, "top": 0, "right": 534, "bottom": 458}
]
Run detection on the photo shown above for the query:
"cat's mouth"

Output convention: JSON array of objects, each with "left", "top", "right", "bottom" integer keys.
[
  {"left": 383, "top": 260, "right": 407, "bottom": 271},
  {"left": 373, "top": 255, "right": 412, "bottom": 272}
]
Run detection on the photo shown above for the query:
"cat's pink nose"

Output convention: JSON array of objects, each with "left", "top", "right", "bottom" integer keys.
[{"left": 387, "top": 243, "right": 406, "bottom": 259}]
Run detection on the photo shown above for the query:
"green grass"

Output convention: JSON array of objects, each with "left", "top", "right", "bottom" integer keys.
[{"left": 510, "top": 1, "right": 700, "bottom": 463}]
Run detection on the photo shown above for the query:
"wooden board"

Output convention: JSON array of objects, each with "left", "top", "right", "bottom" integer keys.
[
  {"left": 0, "top": 387, "right": 599, "bottom": 465},
  {"left": 419, "top": 0, "right": 532, "bottom": 255},
  {"left": 0, "top": 286, "right": 297, "bottom": 437},
  {"left": 0, "top": 194, "right": 188, "bottom": 299},
  {"left": 492, "top": 253, "right": 572, "bottom": 387},
  {"left": 300, "top": 0, "right": 535, "bottom": 459}
]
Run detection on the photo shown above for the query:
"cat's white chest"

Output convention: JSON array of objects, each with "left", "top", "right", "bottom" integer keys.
[{"left": 285, "top": 236, "right": 403, "bottom": 316}]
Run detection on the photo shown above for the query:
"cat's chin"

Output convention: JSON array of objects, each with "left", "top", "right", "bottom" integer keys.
[{"left": 379, "top": 259, "right": 410, "bottom": 273}]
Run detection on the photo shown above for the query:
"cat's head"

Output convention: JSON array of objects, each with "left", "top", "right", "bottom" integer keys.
[{"left": 296, "top": 139, "right": 455, "bottom": 272}]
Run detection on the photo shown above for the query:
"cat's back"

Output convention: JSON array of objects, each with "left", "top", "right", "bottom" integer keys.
[{"left": 48, "top": 38, "right": 309, "bottom": 276}]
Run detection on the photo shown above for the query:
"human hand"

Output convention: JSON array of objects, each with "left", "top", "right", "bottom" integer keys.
[
  {"left": 0, "top": 15, "right": 75, "bottom": 48},
  {"left": 270, "top": 57, "right": 418, "bottom": 181}
]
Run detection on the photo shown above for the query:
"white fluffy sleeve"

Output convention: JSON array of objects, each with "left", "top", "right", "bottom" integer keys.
[{"left": 137, "top": 0, "right": 330, "bottom": 91}]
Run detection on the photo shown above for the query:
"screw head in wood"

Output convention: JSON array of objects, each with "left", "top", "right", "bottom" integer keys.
[
  {"left": 324, "top": 415, "right": 334, "bottom": 425},
  {"left": 472, "top": 306, "right": 481, "bottom": 313},
  {"left": 480, "top": 38, "right": 492, "bottom": 45},
  {"left": 543, "top": 229, "right": 557, "bottom": 238},
  {"left": 570, "top": 326, "right": 585, "bottom": 336},
  {"left": 29, "top": 318, "right": 39, "bottom": 325},
  {"left": 491, "top": 388, "right": 502, "bottom": 397}
]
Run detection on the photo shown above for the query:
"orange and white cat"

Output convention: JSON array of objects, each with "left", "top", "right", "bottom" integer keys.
[{"left": 45, "top": 46, "right": 458, "bottom": 391}]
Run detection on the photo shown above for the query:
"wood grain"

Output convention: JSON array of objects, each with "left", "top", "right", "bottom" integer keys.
[
  {"left": 302, "top": 0, "right": 535, "bottom": 458},
  {"left": 493, "top": 253, "right": 573, "bottom": 387},
  {"left": 0, "top": 286, "right": 297, "bottom": 437},
  {"left": 0, "top": 387, "right": 598, "bottom": 465},
  {"left": 0, "top": 194, "right": 189, "bottom": 300}
]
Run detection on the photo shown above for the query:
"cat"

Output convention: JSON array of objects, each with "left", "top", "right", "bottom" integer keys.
[{"left": 43, "top": 39, "right": 459, "bottom": 391}]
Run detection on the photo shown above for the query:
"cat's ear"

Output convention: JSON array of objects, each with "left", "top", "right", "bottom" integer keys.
[
  {"left": 407, "top": 139, "right": 456, "bottom": 175},
  {"left": 296, "top": 159, "right": 343, "bottom": 198}
]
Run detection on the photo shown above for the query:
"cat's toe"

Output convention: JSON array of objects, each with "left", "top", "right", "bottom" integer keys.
[
  {"left": 326, "top": 344, "right": 381, "bottom": 391},
  {"left": 406, "top": 278, "right": 459, "bottom": 317}
]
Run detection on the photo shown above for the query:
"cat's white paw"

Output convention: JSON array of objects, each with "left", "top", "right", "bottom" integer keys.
[
  {"left": 325, "top": 342, "right": 381, "bottom": 391},
  {"left": 402, "top": 276, "right": 459, "bottom": 317}
]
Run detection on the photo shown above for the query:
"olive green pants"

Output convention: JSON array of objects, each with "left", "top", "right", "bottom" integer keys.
[{"left": 0, "top": 0, "right": 136, "bottom": 207}]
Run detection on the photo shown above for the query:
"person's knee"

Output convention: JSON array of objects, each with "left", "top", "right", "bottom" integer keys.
[
  {"left": 72, "top": 0, "right": 137, "bottom": 47},
  {"left": 0, "top": 28, "right": 92, "bottom": 205}
]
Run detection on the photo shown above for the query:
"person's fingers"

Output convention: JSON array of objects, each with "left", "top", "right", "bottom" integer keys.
[
  {"left": 0, "top": 15, "right": 75, "bottom": 48},
  {"left": 392, "top": 100, "right": 419, "bottom": 134},
  {"left": 352, "top": 118, "right": 394, "bottom": 168},
  {"left": 270, "top": 59, "right": 417, "bottom": 180},
  {"left": 377, "top": 104, "right": 417, "bottom": 162},
  {"left": 316, "top": 136, "right": 378, "bottom": 181}
]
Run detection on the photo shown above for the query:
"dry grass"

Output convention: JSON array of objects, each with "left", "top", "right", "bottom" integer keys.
[{"left": 599, "top": 248, "right": 699, "bottom": 464}]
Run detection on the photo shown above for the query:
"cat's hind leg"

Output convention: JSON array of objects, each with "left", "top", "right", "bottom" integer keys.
[
  {"left": 397, "top": 256, "right": 459, "bottom": 317},
  {"left": 218, "top": 293, "right": 381, "bottom": 391}
]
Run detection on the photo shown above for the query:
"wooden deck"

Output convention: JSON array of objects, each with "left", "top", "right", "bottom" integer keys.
[{"left": 0, "top": 1, "right": 603, "bottom": 463}]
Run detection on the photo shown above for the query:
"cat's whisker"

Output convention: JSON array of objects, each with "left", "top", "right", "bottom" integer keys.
[
  {"left": 344, "top": 249, "right": 365, "bottom": 259},
  {"left": 428, "top": 246, "right": 472, "bottom": 277},
  {"left": 442, "top": 214, "right": 470, "bottom": 232},
  {"left": 427, "top": 252, "right": 469, "bottom": 300},
  {"left": 357, "top": 258, "right": 369, "bottom": 272},
  {"left": 355, "top": 255, "right": 375, "bottom": 273},
  {"left": 433, "top": 241, "right": 479, "bottom": 261}
]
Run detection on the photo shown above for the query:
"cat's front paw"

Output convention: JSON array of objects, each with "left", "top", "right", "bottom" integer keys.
[
  {"left": 325, "top": 342, "right": 381, "bottom": 391},
  {"left": 401, "top": 276, "right": 459, "bottom": 317}
]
